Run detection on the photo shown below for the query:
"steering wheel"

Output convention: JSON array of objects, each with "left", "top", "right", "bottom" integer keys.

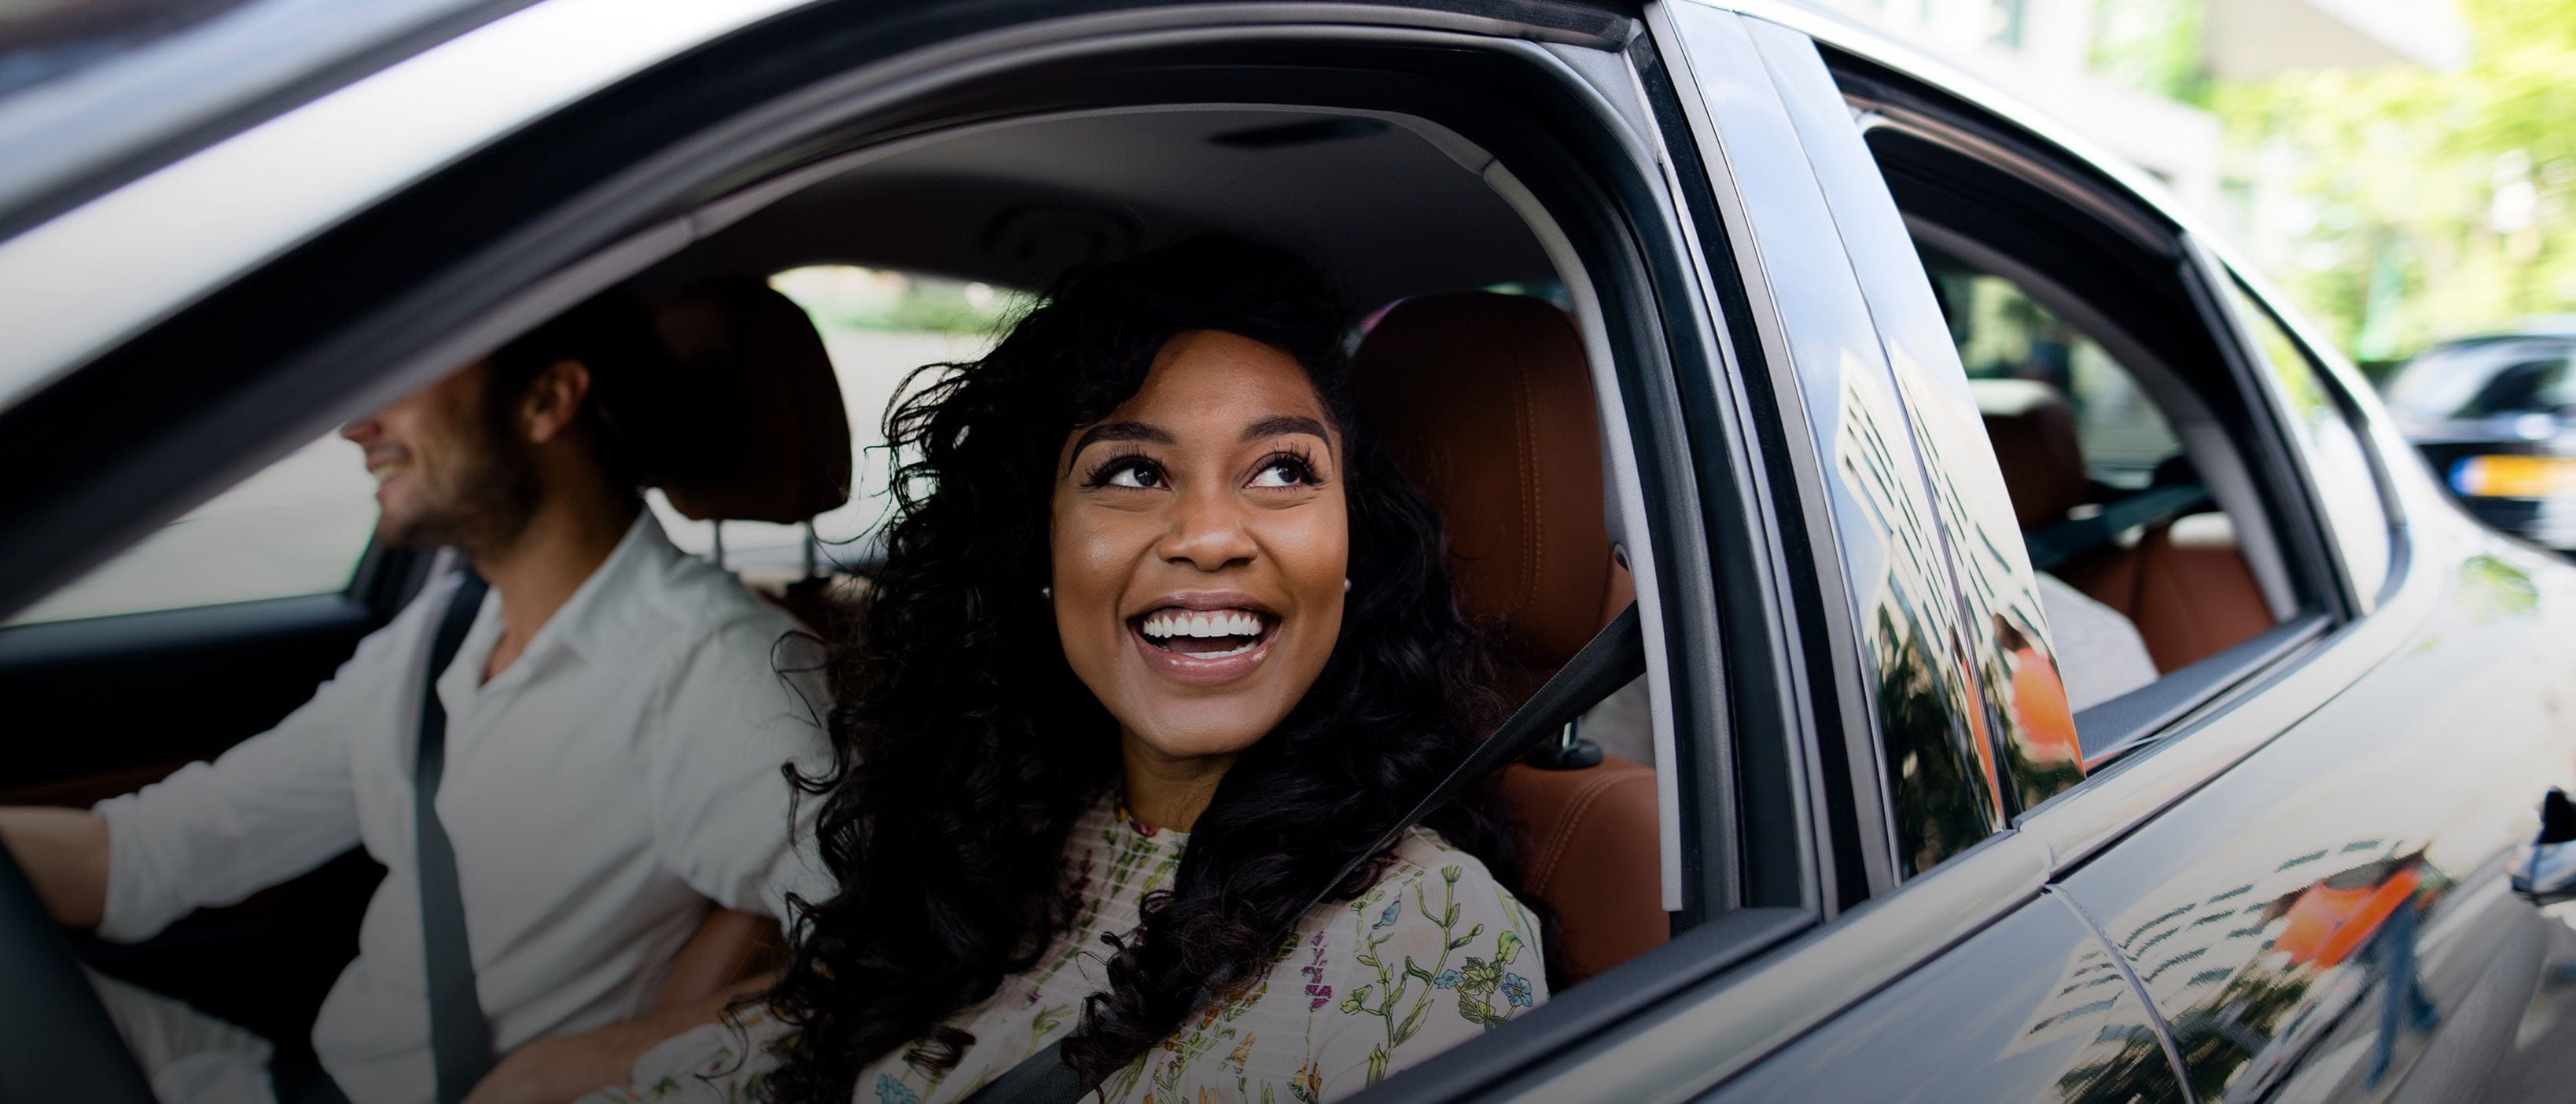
[{"left": 0, "top": 838, "right": 156, "bottom": 1102}]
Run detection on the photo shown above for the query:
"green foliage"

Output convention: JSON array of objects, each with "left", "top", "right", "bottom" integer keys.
[
  {"left": 2089, "top": 0, "right": 2211, "bottom": 107},
  {"left": 2212, "top": 0, "right": 2576, "bottom": 360}
]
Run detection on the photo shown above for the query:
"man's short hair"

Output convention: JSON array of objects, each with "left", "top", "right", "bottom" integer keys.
[{"left": 484, "top": 291, "right": 681, "bottom": 491}]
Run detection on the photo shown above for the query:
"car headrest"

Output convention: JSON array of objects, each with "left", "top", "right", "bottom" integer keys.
[
  {"left": 1354, "top": 292, "right": 1617, "bottom": 672},
  {"left": 1972, "top": 377, "right": 2086, "bottom": 531},
  {"left": 651, "top": 279, "right": 853, "bottom": 524}
]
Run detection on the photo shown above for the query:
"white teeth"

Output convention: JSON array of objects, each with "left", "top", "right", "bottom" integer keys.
[{"left": 1139, "top": 609, "right": 1271, "bottom": 640}]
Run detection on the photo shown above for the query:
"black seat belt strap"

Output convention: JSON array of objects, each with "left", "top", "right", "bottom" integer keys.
[
  {"left": 2024, "top": 483, "right": 2211, "bottom": 572},
  {"left": 962, "top": 605, "right": 1647, "bottom": 1104},
  {"left": 415, "top": 571, "right": 495, "bottom": 1104}
]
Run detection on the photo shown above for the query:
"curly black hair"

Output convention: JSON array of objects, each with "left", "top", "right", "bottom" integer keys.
[{"left": 757, "top": 234, "right": 1516, "bottom": 1101}]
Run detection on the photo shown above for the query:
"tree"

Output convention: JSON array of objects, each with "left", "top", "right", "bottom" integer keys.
[{"left": 2213, "top": 0, "right": 2576, "bottom": 368}]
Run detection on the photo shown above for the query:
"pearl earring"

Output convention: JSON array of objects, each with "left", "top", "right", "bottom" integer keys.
[
  {"left": 1341, "top": 578, "right": 1352, "bottom": 593},
  {"left": 1040, "top": 586, "right": 1053, "bottom": 599}
]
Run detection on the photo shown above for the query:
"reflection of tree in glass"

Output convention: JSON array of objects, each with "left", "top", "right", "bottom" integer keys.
[
  {"left": 1877, "top": 607, "right": 1999, "bottom": 874},
  {"left": 2460, "top": 553, "right": 2540, "bottom": 622},
  {"left": 2164, "top": 965, "right": 2317, "bottom": 1100}
]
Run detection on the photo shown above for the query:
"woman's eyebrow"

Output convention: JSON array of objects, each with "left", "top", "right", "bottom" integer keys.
[
  {"left": 1241, "top": 414, "right": 1334, "bottom": 452},
  {"left": 1069, "top": 421, "right": 1173, "bottom": 460}
]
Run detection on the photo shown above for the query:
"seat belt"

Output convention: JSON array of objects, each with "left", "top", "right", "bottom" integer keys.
[
  {"left": 2023, "top": 483, "right": 2210, "bottom": 573},
  {"left": 415, "top": 571, "right": 497, "bottom": 1104},
  {"left": 961, "top": 605, "right": 1647, "bottom": 1104}
]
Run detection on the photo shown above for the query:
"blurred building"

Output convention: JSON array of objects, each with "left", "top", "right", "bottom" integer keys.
[{"left": 1804, "top": 0, "right": 2466, "bottom": 239}]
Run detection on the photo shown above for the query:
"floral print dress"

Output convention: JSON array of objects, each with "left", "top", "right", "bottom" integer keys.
[{"left": 587, "top": 795, "right": 1545, "bottom": 1104}]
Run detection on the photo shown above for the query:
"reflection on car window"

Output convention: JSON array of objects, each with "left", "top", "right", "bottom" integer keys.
[
  {"left": 2228, "top": 282, "right": 2393, "bottom": 605},
  {"left": 646, "top": 266, "right": 1029, "bottom": 565},
  {"left": 1921, "top": 245, "right": 2180, "bottom": 488},
  {"left": 5, "top": 433, "right": 377, "bottom": 626}
]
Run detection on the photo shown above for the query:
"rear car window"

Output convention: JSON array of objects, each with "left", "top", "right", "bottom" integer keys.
[
  {"left": 2228, "top": 282, "right": 2393, "bottom": 603},
  {"left": 644, "top": 265, "right": 1025, "bottom": 566},
  {"left": 1922, "top": 244, "right": 2180, "bottom": 489}
]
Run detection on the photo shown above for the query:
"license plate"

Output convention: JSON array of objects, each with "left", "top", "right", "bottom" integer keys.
[{"left": 2451, "top": 454, "right": 2576, "bottom": 498}]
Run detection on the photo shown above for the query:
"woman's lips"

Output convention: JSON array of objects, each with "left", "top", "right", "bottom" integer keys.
[{"left": 1128, "top": 618, "right": 1278, "bottom": 686}]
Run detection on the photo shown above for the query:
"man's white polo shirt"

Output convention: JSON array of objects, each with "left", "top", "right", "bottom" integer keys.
[{"left": 94, "top": 513, "right": 830, "bottom": 1103}]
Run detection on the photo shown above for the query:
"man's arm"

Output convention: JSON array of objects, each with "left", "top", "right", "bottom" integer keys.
[
  {"left": 0, "top": 808, "right": 109, "bottom": 929},
  {"left": 462, "top": 973, "right": 774, "bottom": 1104},
  {"left": 64, "top": 582, "right": 439, "bottom": 942},
  {"left": 641, "top": 617, "right": 834, "bottom": 918}
]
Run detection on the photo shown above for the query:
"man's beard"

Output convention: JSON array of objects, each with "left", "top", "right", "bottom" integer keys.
[{"left": 377, "top": 421, "right": 543, "bottom": 553}]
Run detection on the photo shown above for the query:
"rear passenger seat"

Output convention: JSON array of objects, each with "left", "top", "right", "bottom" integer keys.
[{"left": 1976, "top": 380, "right": 2274, "bottom": 673}]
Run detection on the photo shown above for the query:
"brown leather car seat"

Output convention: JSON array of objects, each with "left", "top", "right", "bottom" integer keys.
[
  {"left": 642, "top": 278, "right": 855, "bottom": 1007},
  {"left": 653, "top": 278, "right": 857, "bottom": 635},
  {"left": 1974, "top": 380, "right": 2272, "bottom": 672},
  {"left": 1352, "top": 291, "right": 1665, "bottom": 987}
]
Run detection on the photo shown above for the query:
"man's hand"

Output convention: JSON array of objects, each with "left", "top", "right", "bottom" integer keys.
[
  {"left": 462, "top": 973, "right": 773, "bottom": 1104},
  {"left": 0, "top": 807, "right": 110, "bottom": 929}
]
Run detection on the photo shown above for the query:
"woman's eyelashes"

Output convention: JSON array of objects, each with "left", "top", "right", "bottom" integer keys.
[
  {"left": 1083, "top": 451, "right": 1165, "bottom": 490},
  {"left": 1247, "top": 446, "right": 1325, "bottom": 489},
  {"left": 1079, "top": 445, "right": 1327, "bottom": 491}
]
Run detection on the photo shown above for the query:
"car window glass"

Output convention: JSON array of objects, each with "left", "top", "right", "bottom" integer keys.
[
  {"left": 4, "top": 432, "right": 377, "bottom": 626},
  {"left": 1923, "top": 245, "right": 2181, "bottom": 489},
  {"left": 645, "top": 266, "right": 1026, "bottom": 565},
  {"left": 2228, "top": 282, "right": 2393, "bottom": 604}
]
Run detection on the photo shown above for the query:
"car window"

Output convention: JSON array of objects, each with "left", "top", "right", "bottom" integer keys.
[
  {"left": 645, "top": 265, "right": 1025, "bottom": 566},
  {"left": 1923, "top": 243, "right": 2182, "bottom": 489},
  {"left": 2227, "top": 282, "right": 2393, "bottom": 604},
  {"left": 4, "top": 432, "right": 377, "bottom": 626}
]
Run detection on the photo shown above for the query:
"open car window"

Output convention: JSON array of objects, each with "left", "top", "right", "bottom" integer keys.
[{"left": 3, "top": 432, "right": 376, "bottom": 626}]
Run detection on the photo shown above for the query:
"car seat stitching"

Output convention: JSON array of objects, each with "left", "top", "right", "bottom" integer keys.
[{"left": 1533, "top": 771, "right": 1625, "bottom": 895}]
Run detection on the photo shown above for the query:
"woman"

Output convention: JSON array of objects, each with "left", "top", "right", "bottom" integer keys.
[{"left": 598, "top": 236, "right": 1543, "bottom": 1103}]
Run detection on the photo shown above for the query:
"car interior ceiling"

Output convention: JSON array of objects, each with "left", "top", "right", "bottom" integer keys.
[
  {"left": 635, "top": 105, "right": 1671, "bottom": 989},
  {"left": 1867, "top": 130, "right": 2290, "bottom": 680}
]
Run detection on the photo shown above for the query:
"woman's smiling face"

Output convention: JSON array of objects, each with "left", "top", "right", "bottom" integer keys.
[{"left": 1051, "top": 329, "right": 1349, "bottom": 771}]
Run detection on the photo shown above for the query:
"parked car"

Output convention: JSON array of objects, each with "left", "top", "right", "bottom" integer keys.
[
  {"left": 2382, "top": 321, "right": 2576, "bottom": 550},
  {"left": 5, "top": 1, "right": 2575, "bottom": 1102}
]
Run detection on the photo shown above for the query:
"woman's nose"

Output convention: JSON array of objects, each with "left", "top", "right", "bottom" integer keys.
[{"left": 1157, "top": 488, "right": 1257, "bottom": 571}]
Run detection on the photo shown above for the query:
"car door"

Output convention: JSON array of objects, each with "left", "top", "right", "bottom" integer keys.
[
  {"left": 1732, "top": 6, "right": 2576, "bottom": 1104},
  {"left": 2045, "top": 264, "right": 2576, "bottom": 1101},
  {"left": 1477, "top": 5, "right": 2576, "bottom": 1102},
  {"left": 1441, "top": 7, "right": 2188, "bottom": 1100},
  {"left": 0, "top": 451, "right": 426, "bottom": 1047}
]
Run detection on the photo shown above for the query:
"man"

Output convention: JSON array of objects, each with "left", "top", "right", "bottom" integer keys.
[{"left": 0, "top": 293, "right": 828, "bottom": 1104}]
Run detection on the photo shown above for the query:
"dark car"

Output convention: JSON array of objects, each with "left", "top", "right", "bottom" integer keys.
[
  {"left": 2383, "top": 322, "right": 2576, "bottom": 550},
  {"left": 6, "top": 2, "right": 2576, "bottom": 1102}
]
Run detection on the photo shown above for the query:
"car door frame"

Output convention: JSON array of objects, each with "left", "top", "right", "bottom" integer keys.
[{"left": 1454, "top": 2, "right": 2482, "bottom": 1099}]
